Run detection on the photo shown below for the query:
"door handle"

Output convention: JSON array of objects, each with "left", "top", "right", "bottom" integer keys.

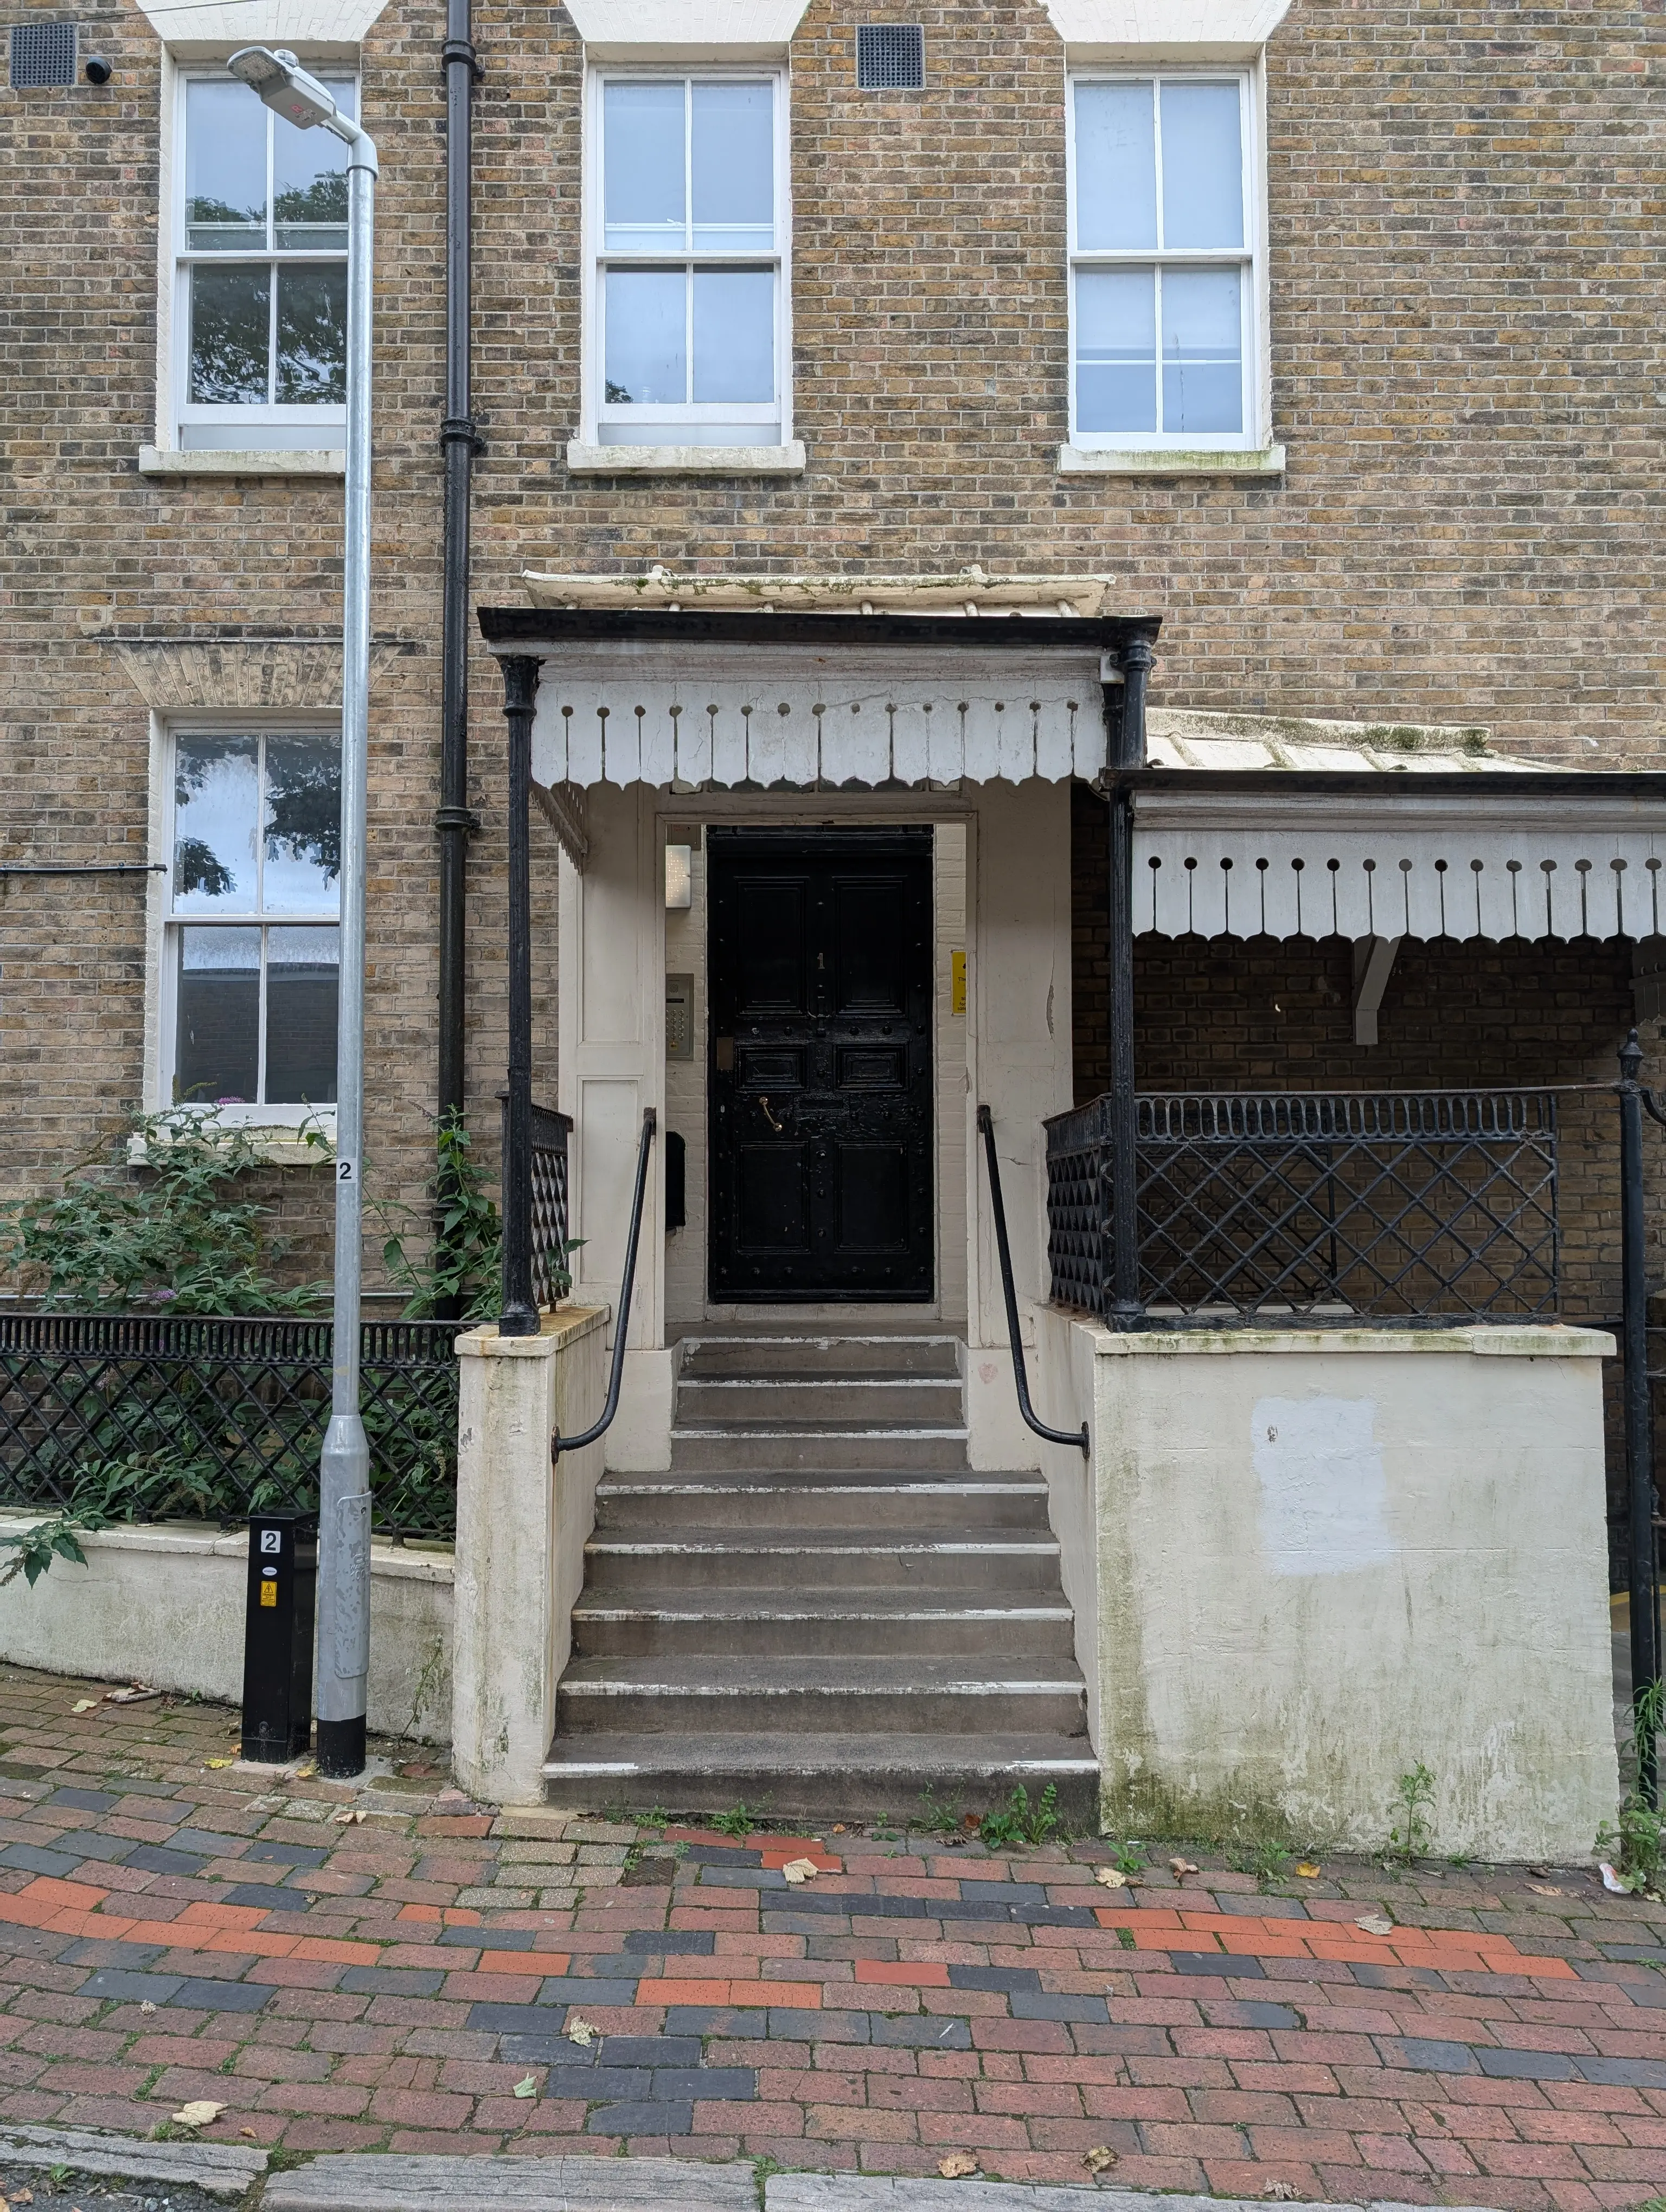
[{"left": 759, "top": 1096, "right": 784, "bottom": 1134}]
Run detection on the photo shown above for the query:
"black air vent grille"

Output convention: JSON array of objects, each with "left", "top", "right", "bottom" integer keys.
[
  {"left": 10, "top": 20, "right": 76, "bottom": 85},
  {"left": 857, "top": 22, "right": 924, "bottom": 88}
]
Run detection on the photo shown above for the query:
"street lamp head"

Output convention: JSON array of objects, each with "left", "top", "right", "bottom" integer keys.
[{"left": 227, "top": 46, "right": 340, "bottom": 130}]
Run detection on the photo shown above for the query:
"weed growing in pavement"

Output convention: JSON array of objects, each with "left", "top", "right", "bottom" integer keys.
[
  {"left": 979, "top": 1782, "right": 1060, "bottom": 1850},
  {"left": 1103, "top": 1837, "right": 1147, "bottom": 1875},
  {"left": 914, "top": 1784, "right": 965, "bottom": 1837},
  {"left": 1231, "top": 1837, "right": 1295, "bottom": 1887},
  {"left": 751, "top": 2153, "right": 786, "bottom": 2207},
  {"left": 713, "top": 1798, "right": 766, "bottom": 1840},
  {"left": 1597, "top": 1687, "right": 1666, "bottom": 1895},
  {"left": 1386, "top": 1762, "right": 1437, "bottom": 1865}
]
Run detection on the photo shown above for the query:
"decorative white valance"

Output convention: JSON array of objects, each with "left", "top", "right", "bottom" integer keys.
[
  {"left": 1134, "top": 795, "right": 1666, "bottom": 942},
  {"left": 529, "top": 647, "right": 1111, "bottom": 790}
]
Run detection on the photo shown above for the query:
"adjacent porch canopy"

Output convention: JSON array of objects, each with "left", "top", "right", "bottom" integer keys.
[{"left": 482, "top": 575, "right": 1666, "bottom": 945}]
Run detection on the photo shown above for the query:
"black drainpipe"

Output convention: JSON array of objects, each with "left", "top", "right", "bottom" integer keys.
[{"left": 435, "top": 0, "right": 482, "bottom": 1300}]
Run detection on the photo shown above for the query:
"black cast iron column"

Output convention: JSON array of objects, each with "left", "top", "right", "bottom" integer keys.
[
  {"left": 499, "top": 654, "right": 540, "bottom": 1338},
  {"left": 1620, "top": 1029, "right": 1661, "bottom": 1802},
  {"left": 434, "top": 0, "right": 483, "bottom": 1314},
  {"left": 1104, "top": 633, "right": 1154, "bottom": 1327}
]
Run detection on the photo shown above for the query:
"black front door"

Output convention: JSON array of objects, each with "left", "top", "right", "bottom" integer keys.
[{"left": 708, "top": 828, "right": 934, "bottom": 1303}]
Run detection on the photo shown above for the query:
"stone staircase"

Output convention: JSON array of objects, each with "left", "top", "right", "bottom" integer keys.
[{"left": 541, "top": 1332, "right": 1096, "bottom": 1820}]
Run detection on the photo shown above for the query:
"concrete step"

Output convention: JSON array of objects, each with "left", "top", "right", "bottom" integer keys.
[
  {"left": 594, "top": 1477, "right": 1051, "bottom": 1535},
  {"left": 556, "top": 1655, "right": 1087, "bottom": 1737},
  {"left": 583, "top": 1527, "right": 1065, "bottom": 1596},
  {"left": 669, "top": 1424, "right": 970, "bottom": 1474},
  {"left": 568, "top": 1592, "right": 1080, "bottom": 1661},
  {"left": 680, "top": 1334, "right": 960, "bottom": 1380},
  {"left": 675, "top": 1376, "right": 964, "bottom": 1426},
  {"left": 541, "top": 1731, "right": 1098, "bottom": 1821}
]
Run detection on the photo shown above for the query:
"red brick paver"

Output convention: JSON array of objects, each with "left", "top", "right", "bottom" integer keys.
[{"left": 0, "top": 1663, "right": 1663, "bottom": 2203}]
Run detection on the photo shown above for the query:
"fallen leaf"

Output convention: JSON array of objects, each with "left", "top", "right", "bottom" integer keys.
[
  {"left": 512, "top": 2073, "right": 538, "bottom": 2099},
  {"left": 566, "top": 2016, "right": 598, "bottom": 2047},
  {"left": 71, "top": 1699, "right": 99, "bottom": 1713},
  {"left": 1264, "top": 2184, "right": 1302, "bottom": 2202},
  {"left": 1094, "top": 1865, "right": 1127, "bottom": 1888},
  {"left": 14, "top": 2191, "right": 31, "bottom": 2204},
  {"left": 781, "top": 1856, "right": 819, "bottom": 1885},
  {"left": 1527, "top": 1883, "right": 1564, "bottom": 1898},
  {"left": 1084, "top": 2145, "right": 1118, "bottom": 2174},
  {"left": 205, "top": 1758, "right": 233, "bottom": 1770},
  {"left": 105, "top": 1684, "right": 159, "bottom": 1705},
  {"left": 1, "top": 2190, "right": 12, "bottom": 2211},
  {"left": 1295, "top": 1862, "right": 1322, "bottom": 1879},
  {"left": 1169, "top": 1856, "right": 1199, "bottom": 1880},
  {"left": 331, "top": 1806, "right": 367, "bottom": 1825},
  {"left": 139, "top": 2001, "right": 157, "bottom": 2015},
  {"left": 1600, "top": 1862, "right": 1630, "bottom": 1894},
  {"left": 239, "top": 2129, "right": 259, "bottom": 2140},
  {"left": 1528, "top": 1864, "right": 1550, "bottom": 1879},
  {"left": 292, "top": 1761, "right": 317, "bottom": 1779},
  {"left": 832, "top": 1824, "right": 847, "bottom": 1834},
  {"left": 938, "top": 2153, "right": 979, "bottom": 2179},
  {"left": 1355, "top": 1913, "right": 1394, "bottom": 1936},
  {"left": 171, "top": 2099, "right": 225, "bottom": 2127}
]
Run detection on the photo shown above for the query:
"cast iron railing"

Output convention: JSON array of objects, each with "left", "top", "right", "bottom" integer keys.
[
  {"left": 555, "top": 1109, "right": 656, "bottom": 1458},
  {"left": 1046, "top": 1087, "right": 1560, "bottom": 1322},
  {"left": 0, "top": 1313, "right": 465, "bottom": 1541},
  {"left": 977, "top": 1107, "right": 1087, "bottom": 1456},
  {"left": 496, "top": 1096, "right": 574, "bottom": 1313}
]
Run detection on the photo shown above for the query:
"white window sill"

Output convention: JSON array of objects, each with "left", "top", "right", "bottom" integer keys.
[
  {"left": 138, "top": 447, "right": 346, "bottom": 479},
  {"left": 1058, "top": 443, "right": 1286, "bottom": 477},
  {"left": 128, "top": 1123, "right": 334, "bottom": 1168},
  {"left": 566, "top": 439, "right": 807, "bottom": 476}
]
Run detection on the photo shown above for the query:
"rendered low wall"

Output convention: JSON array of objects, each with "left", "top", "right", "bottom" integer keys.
[
  {"left": 451, "top": 1307, "right": 608, "bottom": 1804},
  {"left": 1033, "top": 1314, "right": 1619, "bottom": 1859},
  {"left": 0, "top": 1519, "right": 453, "bottom": 1743}
]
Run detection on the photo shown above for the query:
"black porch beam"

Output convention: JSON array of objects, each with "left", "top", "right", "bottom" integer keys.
[
  {"left": 497, "top": 652, "right": 540, "bottom": 1338},
  {"left": 477, "top": 606, "right": 1163, "bottom": 655}
]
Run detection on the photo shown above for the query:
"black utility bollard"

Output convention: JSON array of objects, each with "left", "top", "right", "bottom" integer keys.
[{"left": 240, "top": 1513, "right": 318, "bottom": 1765}]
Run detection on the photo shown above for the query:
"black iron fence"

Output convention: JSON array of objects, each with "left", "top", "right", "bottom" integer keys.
[
  {"left": 499, "top": 1094, "right": 573, "bottom": 1322},
  {"left": 0, "top": 1313, "right": 465, "bottom": 1541},
  {"left": 1046, "top": 1087, "right": 1560, "bottom": 1322}
]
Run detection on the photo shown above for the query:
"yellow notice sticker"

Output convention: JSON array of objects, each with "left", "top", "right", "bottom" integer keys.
[{"left": 950, "top": 949, "right": 966, "bottom": 1015}]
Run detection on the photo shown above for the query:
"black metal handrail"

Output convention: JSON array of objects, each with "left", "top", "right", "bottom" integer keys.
[
  {"left": 1046, "top": 1084, "right": 1560, "bottom": 1325},
  {"left": 554, "top": 1109, "right": 656, "bottom": 1459},
  {"left": 976, "top": 1106, "right": 1088, "bottom": 1458}
]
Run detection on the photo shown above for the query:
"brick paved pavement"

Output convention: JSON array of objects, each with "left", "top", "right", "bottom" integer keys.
[{"left": 0, "top": 1665, "right": 1663, "bottom": 2208}]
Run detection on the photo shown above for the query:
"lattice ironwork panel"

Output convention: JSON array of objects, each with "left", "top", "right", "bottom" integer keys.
[
  {"left": 1045, "top": 1090, "right": 1559, "bottom": 1322},
  {"left": 0, "top": 1314, "right": 465, "bottom": 1539},
  {"left": 528, "top": 1103, "right": 573, "bottom": 1312}
]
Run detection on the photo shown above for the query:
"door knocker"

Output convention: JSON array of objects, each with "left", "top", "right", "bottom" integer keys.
[{"left": 758, "top": 1097, "right": 784, "bottom": 1134}]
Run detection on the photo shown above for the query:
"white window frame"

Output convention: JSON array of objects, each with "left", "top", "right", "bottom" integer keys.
[
  {"left": 1065, "top": 65, "right": 1268, "bottom": 454},
  {"left": 580, "top": 63, "right": 793, "bottom": 452},
  {"left": 168, "top": 64, "right": 358, "bottom": 454},
  {"left": 152, "top": 715, "right": 342, "bottom": 1133}
]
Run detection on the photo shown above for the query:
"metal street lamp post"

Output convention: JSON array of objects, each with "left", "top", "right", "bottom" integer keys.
[{"left": 228, "top": 46, "right": 378, "bottom": 1779}]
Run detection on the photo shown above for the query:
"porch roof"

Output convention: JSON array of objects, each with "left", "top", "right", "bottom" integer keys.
[{"left": 478, "top": 599, "right": 1666, "bottom": 940}]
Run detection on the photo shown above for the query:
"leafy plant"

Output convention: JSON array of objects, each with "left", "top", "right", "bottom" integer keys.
[
  {"left": 0, "top": 1507, "right": 109, "bottom": 1587},
  {"left": 1232, "top": 1837, "right": 1295, "bottom": 1886},
  {"left": 1596, "top": 1684, "right": 1666, "bottom": 1895},
  {"left": 374, "top": 1109, "right": 583, "bottom": 1322},
  {"left": 0, "top": 1106, "right": 324, "bottom": 1315},
  {"left": 1101, "top": 1837, "right": 1147, "bottom": 1876},
  {"left": 914, "top": 1785, "right": 965, "bottom": 1838},
  {"left": 713, "top": 1799, "right": 764, "bottom": 1841},
  {"left": 1387, "top": 1763, "right": 1437, "bottom": 1866},
  {"left": 979, "top": 1782, "right": 1060, "bottom": 1850}
]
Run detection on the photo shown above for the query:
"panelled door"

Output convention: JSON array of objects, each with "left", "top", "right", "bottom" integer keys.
[{"left": 708, "top": 828, "right": 934, "bottom": 1302}]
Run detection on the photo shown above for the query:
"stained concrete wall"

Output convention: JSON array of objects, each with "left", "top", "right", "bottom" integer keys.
[
  {"left": 1035, "top": 1314, "right": 1619, "bottom": 1859},
  {"left": 0, "top": 1519, "right": 453, "bottom": 1743},
  {"left": 451, "top": 1306, "right": 607, "bottom": 1803}
]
